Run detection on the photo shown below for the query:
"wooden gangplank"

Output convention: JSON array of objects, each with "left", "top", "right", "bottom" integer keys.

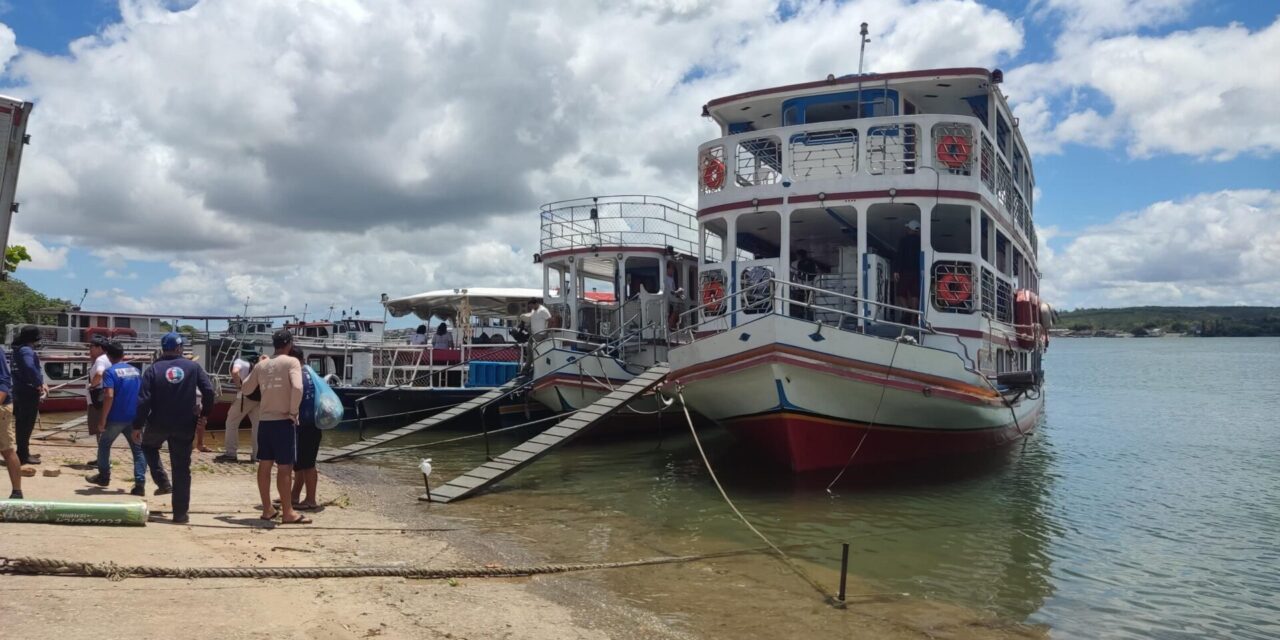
[
  {"left": 423, "top": 364, "right": 670, "bottom": 503},
  {"left": 318, "top": 380, "right": 522, "bottom": 463},
  {"left": 35, "top": 415, "right": 88, "bottom": 441}
]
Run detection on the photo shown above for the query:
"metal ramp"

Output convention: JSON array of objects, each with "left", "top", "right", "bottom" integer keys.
[
  {"left": 424, "top": 364, "right": 670, "bottom": 503},
  {"left": 317, "top": 380, "right": 522, "bottom": 463}
]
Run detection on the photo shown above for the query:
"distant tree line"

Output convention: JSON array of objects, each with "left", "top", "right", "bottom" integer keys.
[{"left": 1058, "top": 306, "right": 1280, "bottom": 337}]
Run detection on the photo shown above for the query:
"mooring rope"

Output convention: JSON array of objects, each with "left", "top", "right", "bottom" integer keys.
[
  {"left": 0, "top": 553, "right": 714, "bottom": 582},
  {"left": 675, "top": 390, "right": 834, "bottom": 602}
]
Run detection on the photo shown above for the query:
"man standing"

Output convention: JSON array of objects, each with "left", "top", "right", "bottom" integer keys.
[
  {"left": 10, "top": 325, "right": 47, "bottom": 465},
  {"left": 0, "top": 343, "right": 24, "bottom": 499},
  {"left": 85, "top": 336, "right": 111, "bottom": 467},
  {"left": 241, "top": 330, "right": 309, "bottom": 524},
  {"left": 87, "top": 341, "right": 152, "bottom": 496},
  {"left": 131, "top": 332, "right": 214, "bottom": 524},
  {"left": 215, "top": 351, "right": 260, "bottom": 463}
]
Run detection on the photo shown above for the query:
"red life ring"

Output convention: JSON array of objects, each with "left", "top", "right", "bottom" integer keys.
[
  {"left": 936, "top": 273, "right": 971, "bottom": 304},
  {"left": 701, "top": 280, "right": 725, "bottom": 314},
  {"left": 936, "top": 135, "right": 971, "bottom": 168},
  {"left": 701, "top": 156, "right": 725, "bottom": 190}
]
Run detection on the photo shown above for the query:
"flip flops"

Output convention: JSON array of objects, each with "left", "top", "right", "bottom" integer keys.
[
  {"left": 280, "top": 514, "right": 313, "bottom": 525},
  {"left": 260, "top": 509, "right": 280, "bottom": 521}
]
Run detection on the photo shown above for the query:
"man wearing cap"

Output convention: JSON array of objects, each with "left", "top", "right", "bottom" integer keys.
[
  {"left": 131, "top": 332, "right": 214, "bottom": 524},
  {"left": 84, "top": 336, "right": 111, "bottom": 467},
  {"left": 87, "top": 341, "right": 150, "bottom": 495},
  {"left": 240, "top": 329, "right": 309, "bottom": 524},
  {"left": 216, "top": 350, "right": 261, "bottom": 463}
]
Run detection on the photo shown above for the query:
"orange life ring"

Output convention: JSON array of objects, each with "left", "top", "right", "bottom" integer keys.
[
  {"left": 936, "top": 273, "right": 971, "bottom": 304},
  {"left": 701, "top": 156, "right": 725, "bottom": 190},
  {"left": 936, "top": 135, "right": 971, "bottom": 168},
  {"left": 701, "top": 280, "right": 725, "bottom": 314}
]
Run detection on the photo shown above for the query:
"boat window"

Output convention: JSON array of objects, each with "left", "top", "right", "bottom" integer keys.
[
  {"left": 867, "top": 203, "right": 923, "bottom": 320},
  {"left": 44, "top": 362, "right": 87, "bottom": 381},
  {"left": 780, "top": 89, "right": 898, "bottom": 126},
  {"left": 980, "top": 214, "right": 992, "bottom": 262},
  {"left": 701, "top": 218, "right": 727, "bottom": 264},
  {"left": 308, "top": 357, "right": 325, "bottom": 374},
  {"left": 996, "top": 113, "right": 1011, "bottom": 157},
  {"left": 114, "top": 317, "right": 131, "bottom": 329},
  {"left": 995, "top": 231, "right": 1011, "bottom": 276},
  {"left": 735, "top": 137, "right": 781, "bottom": 186},
  {"left": 735, "top": 211, "right": 780, "bottom": 261},
  {"left": 789, "top": 207, "right": 857, "bottom": 320},
  {"left": 930, "top": 204, "right": 972, "bottom": 254}
]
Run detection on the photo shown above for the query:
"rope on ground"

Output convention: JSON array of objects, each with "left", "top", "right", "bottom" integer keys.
[
  {"left": 675, "top": 390, "right": 834, "bottom": 603},
  {"left": 0, "top": 553, "right": 716, "bottom": 582}
]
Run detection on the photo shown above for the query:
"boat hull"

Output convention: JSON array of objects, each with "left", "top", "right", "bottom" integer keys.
[
  {"left": 669, "top": 315, "right": 1043, "bottom": 472},
  {"left": 530, "top": 345, "right": 674, "bottom": 415}
]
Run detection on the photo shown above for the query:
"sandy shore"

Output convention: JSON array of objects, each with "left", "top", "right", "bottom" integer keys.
[{"left": 1, "top": 421, "right": 1044, "bottom": 639}]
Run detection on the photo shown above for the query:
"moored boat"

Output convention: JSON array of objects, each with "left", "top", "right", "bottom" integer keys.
[{"left": 667, "top": 66, "right": 1051, "bottom": 472}]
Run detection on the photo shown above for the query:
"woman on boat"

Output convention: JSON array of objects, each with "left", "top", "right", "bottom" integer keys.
[
  {"left": 432, "top": 322, "right": 455, "bottom": 349},
  {"left": 9, "top": 326, "right": 46, "bottom": 465},
  {"left": 409, "top": 325, "right": 428, "bottom": 345}
]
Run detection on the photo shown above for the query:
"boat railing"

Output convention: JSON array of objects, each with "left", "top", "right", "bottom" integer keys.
[
  {"left": 539, "top": 194, "right": 711, "bottom": 259},
  {"left": 698, "top": 112, "right": 1037, "bottom": 252},
  {"left": 366, "top": 342, "right": 523, "bottom": 389}
]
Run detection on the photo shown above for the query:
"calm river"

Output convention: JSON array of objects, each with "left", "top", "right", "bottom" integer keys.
[{"left": 331, "top": 337, "right": 1280, "bottom": 638}]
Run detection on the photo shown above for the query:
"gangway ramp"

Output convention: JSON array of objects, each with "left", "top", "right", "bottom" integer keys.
[
  {"left": 318, "top": 379, "right": 522, "bottom": 463},
  {"left": 424, "top": 364, "right": 670, "bottom": 503}
]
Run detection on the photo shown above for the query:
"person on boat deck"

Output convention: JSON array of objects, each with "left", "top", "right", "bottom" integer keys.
[
  {"left": 10, "top": 325, "right": 46, "bottom": 466},
  {"left": 241, "top": 329, "right": 310, "bottom": 525},
  {"left": 85, "top": 336, "right": 111, "bottom": 467},
  {"left": 790, "top": 249, "right": 822, "bottom": 320},
  {"left": 893, "top": 220, "right": 923, "bottom": 322},
  {"left": 409, "top": 325, "right": 428, "bottom": 345},
  {"left": 0, "top": 343, "right": 25, "bottom": 499},
  {"left": 216, "top": 350, "right": 261, "bottom": 463},
  {"left": 432, "top": 322, "right": 455, "bottom": 349},
  {"left": 474, "top": 331, "right": 491, "bottom": 345},
  {"left": 288, "top": 346, "right": 321, "bottom": 512},
  {"left": 131, "top": 333, "right": 211, "bottom": 524},
  {"left": 526, "top": 299, "right": 551, "bottom": 338},
  {"left": 88, "top": 341, "right": 155, "bottom": 495}
]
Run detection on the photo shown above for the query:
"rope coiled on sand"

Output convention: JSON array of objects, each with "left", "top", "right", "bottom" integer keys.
[{"left": 0, "top": 554, "right": 706, "bottom": 582}]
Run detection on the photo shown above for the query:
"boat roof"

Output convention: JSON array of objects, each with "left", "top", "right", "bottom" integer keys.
[
  {"left": 384, "top": 287, "right": 543, "bottom": 321},
  {"left": 703, "top": 67, "right": 991, "bottom": 112}
]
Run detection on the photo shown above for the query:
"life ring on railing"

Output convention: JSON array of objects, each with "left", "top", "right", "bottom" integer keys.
[
  {"left": 936, "top": 135, "right": 971, "bottom": 168},
  {"left": 701, "top": 280, "right": 725, "bottom": 315},
  {"left": 701, "top": 156, "right": 726, "bottom": 190},
  {"left": 936, "top": 273, "right": 972, "bottom": 304}
]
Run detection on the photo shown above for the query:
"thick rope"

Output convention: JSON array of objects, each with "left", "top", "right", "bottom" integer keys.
[{"left": 0, "top": 553, "right": 710, "bottom": 581}]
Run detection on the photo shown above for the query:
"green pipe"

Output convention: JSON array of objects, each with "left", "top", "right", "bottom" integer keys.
[{"left": 0, "top": 500, "right": 149, "bottom": 526}]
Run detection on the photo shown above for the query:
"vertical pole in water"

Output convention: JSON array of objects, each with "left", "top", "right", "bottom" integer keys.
[
  {"left": 838, "top": 543, "right": 850, "bottom": 602},
  {"left": 481, "top": 404, "right": 492, "bottom": 461}
]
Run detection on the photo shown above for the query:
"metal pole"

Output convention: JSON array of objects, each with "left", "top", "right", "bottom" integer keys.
[
  {"left": 857, "top": 23, "right": 870, "bottom": 75},
  {"left": 838, "top": 542, "right": 850, "bottom": 602}
]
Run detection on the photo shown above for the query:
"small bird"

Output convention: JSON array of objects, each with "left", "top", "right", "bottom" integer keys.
[{"left": 419, "top": 458, "right": 433, "bottom": 477}]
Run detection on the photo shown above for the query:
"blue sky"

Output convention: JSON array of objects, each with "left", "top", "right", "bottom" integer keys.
[{"left": 1, "top": 0, "right": 1278, "bottom": 318}]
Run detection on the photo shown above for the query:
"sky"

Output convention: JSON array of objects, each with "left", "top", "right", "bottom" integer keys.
[{"left": 0, "top": 0, "right": 1277, "bottom": 323}]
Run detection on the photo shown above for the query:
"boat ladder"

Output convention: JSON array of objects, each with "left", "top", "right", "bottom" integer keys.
[
  {"left": 422, "top": 364, "right": 670, "bottom": 503},
  {"left": 317, "top": 379, "right": 522, "bottom": 463}
]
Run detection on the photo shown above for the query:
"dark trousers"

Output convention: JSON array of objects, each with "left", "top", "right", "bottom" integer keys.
[
  {"left": 12, "top": 389, "right": 39, "bottom": 462},
  {"left": 142, "top": 433, "right": 193, "bottom": 518}
]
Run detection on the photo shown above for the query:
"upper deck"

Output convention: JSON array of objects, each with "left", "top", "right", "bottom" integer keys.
[
  {"left": 697, "top": 68, "right": 1037, "bottom": 253},
  {"left": 538, "top": 195, "right": 709, "bottom": 260}
]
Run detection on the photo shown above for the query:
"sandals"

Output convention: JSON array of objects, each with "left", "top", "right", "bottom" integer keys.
[
  {"left": 280, "top": 514, "right": 312, "bottom": 525},
  {"left": 260, "top": 509, "right": 280, "bottom": 521}
]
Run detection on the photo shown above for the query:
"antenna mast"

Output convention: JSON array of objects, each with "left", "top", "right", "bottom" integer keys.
[{"left": 857, "top": 22, "right": 871, "bottom": 75}]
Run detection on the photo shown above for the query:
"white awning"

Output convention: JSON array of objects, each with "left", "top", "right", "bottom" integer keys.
[{"left": 383, "top": 287, "right": 543, "bottom": 321}]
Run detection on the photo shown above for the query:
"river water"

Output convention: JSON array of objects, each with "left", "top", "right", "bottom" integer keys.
[{"left": 329, "top": 337, "right": 1280, "bottom": 638}]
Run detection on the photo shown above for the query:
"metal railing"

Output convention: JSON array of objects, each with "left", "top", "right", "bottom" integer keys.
[{"left": 539, "top": 195, "right": 704, "bottom": 258}]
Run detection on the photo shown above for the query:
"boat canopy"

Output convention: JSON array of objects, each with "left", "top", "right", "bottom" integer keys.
[{"left": 384, "top": 288, "right": 544, "bottom": 321}]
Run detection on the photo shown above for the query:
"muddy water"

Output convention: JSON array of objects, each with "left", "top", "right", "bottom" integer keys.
[{"left": 322, "top": 338, "right": 1276, "bottom": 638}]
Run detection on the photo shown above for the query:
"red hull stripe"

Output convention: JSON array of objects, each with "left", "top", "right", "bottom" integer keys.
[
  {"left": 726, "top": 408, "right": 1038, "bottom": 472},
  {"left": 673, "top": 342, "right": 999, "bottom": 401}
]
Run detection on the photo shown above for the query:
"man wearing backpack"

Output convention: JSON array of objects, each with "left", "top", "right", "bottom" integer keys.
[{"left": 216, "top": 350, "right": 261, "bottom": 463}]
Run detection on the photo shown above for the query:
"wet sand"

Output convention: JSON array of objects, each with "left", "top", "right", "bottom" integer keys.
[{"left": 1, "top": 416, "right": 1044, "bottom": 639}]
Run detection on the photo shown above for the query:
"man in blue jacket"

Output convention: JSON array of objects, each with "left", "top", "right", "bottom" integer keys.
[
  {"left": 131, "top": 333, "right": 214, "bottom": 524},
  {"left": 0, "top": 344, "right": 24, "bottom": 499}
]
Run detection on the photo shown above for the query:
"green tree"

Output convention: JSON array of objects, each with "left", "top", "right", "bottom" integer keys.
[
  {"left": 3, "top": 245, "right": 31, "bottom": 274},
  {"left": 0, "top": 277, "right": 67, "bottom": 337}
]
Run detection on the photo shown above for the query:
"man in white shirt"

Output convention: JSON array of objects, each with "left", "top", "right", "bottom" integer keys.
[
  {"left": 85, "top": 337, "right": 111, "bottom": 467},
  {"left": 526, "top": 299, "right": 551, "bottom": 338},
  {"left": 215, "top": 352, "right": 261, "bottom": 463}
]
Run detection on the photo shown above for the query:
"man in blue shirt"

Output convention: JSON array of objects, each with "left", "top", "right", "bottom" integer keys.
[
  {"left": 10, "top": 325, "right": 46, "bottom": 465},
  {"left": 87, "top": 341, "right": 151, "bottom": 496},
  {"left": 131, "top": 333, "right": 214, "bottom": 524},
  {"left": 0, "top": 343, "right": 24, "bottom": 499}
]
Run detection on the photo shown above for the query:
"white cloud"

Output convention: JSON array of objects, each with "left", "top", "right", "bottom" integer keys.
[
  {"left": 0, "top": 0, "right": 1025, "bottom": 313},
  {"left": 1042, "top": 190, "right": 1280, "bottom": 308},
  {"left": 1010, "top": 14, "right": 1280, "bottom": 160},
  {"left": 0, "top": 21, "right": 14, "bottom": 71},
  {"left": 7, "top": 230, "right": 68, "bottom": 270},
  {"left": 1034, "top": 0, "right": 1199, "bottom": 37}
]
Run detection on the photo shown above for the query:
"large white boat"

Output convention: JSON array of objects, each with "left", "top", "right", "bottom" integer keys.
[
  {"left": 529, "top": 196, "right": 701, "bottom": 414},
  {"left": 668, "top": 67, "right": 1051, "bottom": 472}
]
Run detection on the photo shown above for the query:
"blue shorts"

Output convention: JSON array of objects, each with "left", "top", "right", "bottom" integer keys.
[{"left": 257, "top": 419, "right": 297, "bottom": 466}]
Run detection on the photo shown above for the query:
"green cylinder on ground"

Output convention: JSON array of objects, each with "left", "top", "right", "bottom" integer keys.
[{"left": 0, "top": 500, "right": 149, "bottom": 526}]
